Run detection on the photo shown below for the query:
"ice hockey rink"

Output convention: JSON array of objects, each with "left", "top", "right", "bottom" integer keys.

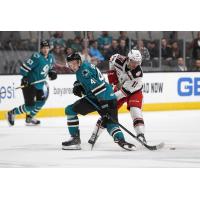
[{"left": 0, "top": 110, "right": 200, "bottom": 168}]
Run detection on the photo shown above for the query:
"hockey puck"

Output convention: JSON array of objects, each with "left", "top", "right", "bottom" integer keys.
[{"left": 169, "top": 147, "right": 176, "bottom": 150}]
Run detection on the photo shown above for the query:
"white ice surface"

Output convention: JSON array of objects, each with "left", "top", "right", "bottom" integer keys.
[{"left": 0, "top": 110, "right": 200, "bottom": 167}]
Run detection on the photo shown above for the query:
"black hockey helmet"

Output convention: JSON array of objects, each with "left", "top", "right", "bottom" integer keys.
[
  {"left": 66, "top": 53, "right": 81, "bottom": 62},
  {"left": 40, "top": 40, "right": 50, "bottom": 48}
]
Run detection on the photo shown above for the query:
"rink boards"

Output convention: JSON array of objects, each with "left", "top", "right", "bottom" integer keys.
[{"left": 0, "top": 72, "right": 200, "bottom": 119}]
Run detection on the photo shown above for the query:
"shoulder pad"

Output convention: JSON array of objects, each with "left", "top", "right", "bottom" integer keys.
[
  {"left": 110, "top": 54, "right": 126, "bottom": 65},
  {"left": 131, "top": 65, "right": 143, "bottom": 78},
  {"left": 116, "top": 54, "right": 126, "bottom": 63},
  {"left": 110, "top": 54, "right": 119, "bottom": 62}
]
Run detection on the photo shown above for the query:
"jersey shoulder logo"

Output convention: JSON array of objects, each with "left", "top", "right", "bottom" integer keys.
[
  {"left": 82, "top": 69, "right": 89, "bottom": 77},
  {"left": 136, "top": 71, "right": 141, "bottom": 77}
]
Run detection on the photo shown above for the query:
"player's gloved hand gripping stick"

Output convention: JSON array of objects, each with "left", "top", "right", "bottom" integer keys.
[
  {"left": 15, "top": 78, "right": 47, "bottom": 89},
  {"left": 73, "top": 81, "right": 85, "bottom": 97},
  {"left": 0, "top": 79, "right": 47, "bottom": 96},
  {"left": 84, "top": 96, "right": 164, "bottom": 151},
  {"left": 9, "top": 69, "right": 55, "bottom": 91}
]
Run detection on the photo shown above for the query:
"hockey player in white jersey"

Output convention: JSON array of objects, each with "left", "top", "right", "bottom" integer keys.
[{"left": 89, "top": 49, "right": 147, "bottom": 145}]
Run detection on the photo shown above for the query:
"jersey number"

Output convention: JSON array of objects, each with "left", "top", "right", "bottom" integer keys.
[
  {"left": 97, "top": 68, "right": 104, "bottom": 81},
  {"left": 41, "top": 65, "right": 50, "bottom": 77},
  {"left": 132, "top": 81, "right": 138, "bottom": 88},
  {"left": 27, "top": 59, "right": 33, "bottom": 65},
  {"left": 90, "top": 64, "right": 105, "bottom": 82}
]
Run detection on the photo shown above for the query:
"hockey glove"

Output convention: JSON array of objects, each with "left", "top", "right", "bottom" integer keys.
[
  {"left": 98, "top": 100, "right": 111, "bottom": 119},
  {"left": 73, "top": 81, "right": 85, "bottom": 97},
  {"left": 48, "top": 69, "right": 57, "bottom": 80},
  {"left": 21, "top": 77, "right": 29, "bottom": 87}
]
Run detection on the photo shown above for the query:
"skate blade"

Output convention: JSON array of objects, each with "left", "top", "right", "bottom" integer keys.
[
  {"left": 25, "top": 123, "right": 41, "bottom": 126},
  {"left": 5, "top": 113, "right": 14, "bottom": 127},
  {"left": 122, "top": 145, "right": 137, "bottom": 151},
  {"left": 62, "top": 144, "right": 81, "bottom": 150}
]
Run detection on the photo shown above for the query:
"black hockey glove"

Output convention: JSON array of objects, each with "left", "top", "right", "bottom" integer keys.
[
  {"left": 98, "top": 100, "right": 111, "bottom": 119},
  {"left": 48, "top": 69, "right": 57, "bottom": 80},
  {"left": 73, "top": 81, "right": 85, "bottom": 97},
  {"left": 21, "top": 77, "right": 29, "bottom": 87}
]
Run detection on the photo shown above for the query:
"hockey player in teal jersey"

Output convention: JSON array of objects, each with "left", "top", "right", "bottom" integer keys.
[
  {"left": 62, "top": 53, "right": 135, "bottom": 151},
  {"left": 6, "top": 40, "right": 57, "bottom": 126}
]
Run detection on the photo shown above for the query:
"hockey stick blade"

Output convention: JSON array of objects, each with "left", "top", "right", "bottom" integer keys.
[
  {"left": 116, "top": 119, "right": 165, "bottom": 151},
  {"left": 88, "top": 120, "right": 103, "bottom": 150},
  {"left": 88, "top": 134, "right": 97, "bottom": 150},
  {"left": 141, "top": 141, "right": 165, "bottom": 150},
  {"left": 84, "top": 96, "right": 165, "bottom": 151}
]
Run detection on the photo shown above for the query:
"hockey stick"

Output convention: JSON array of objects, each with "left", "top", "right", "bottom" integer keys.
[
  {"left": 0, "top": 79, "right": 47, "bottom": 96},
  {"left": 84, "top": 96, "right": 164, "bottom": 151},
  {"left": 88, "top": 118, "right": 103, "bottom": 150},
  {"left": 15, "top": 79, "right": 47, "bottom": 90}
]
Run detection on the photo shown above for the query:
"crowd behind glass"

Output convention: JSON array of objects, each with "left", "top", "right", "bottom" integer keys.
[{"left": 0, "top": 31, "right": 200, "bottom": 74}]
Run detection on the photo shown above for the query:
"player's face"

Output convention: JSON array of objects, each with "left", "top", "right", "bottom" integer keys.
[
  {"left": 128, "top": 60, "right": 138, "bottom": 69},
  {"left": 68, "top": 60, "right": 80, "bottom": 72},
  {"left": 40, "top": 47, "right": 50, "bottom": 56},
  {"left": 41, "top": 46, "right": 50, "bottom": 57}
]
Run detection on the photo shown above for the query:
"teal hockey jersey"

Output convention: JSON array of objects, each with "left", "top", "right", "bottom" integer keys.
[
  {"left": 76, "top": 62, "right": 116, "bottom": 101},
  {"left": 20, "top": 52, "right": 55, "bottom": 89}
]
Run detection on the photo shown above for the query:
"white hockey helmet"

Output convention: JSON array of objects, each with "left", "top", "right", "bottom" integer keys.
[{"left": 127, "top": 50, "right": 142, "bottom": 65}]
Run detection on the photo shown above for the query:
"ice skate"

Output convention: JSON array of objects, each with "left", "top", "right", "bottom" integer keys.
[
  {"left": 26, "top": 115, "right": 40, "bottom": 126},
  {"left": 6, "top": 110, "right": 15, "bottom": 126},
  {"left": 62, "top": 133, "right": 81, "bottom": 150}
]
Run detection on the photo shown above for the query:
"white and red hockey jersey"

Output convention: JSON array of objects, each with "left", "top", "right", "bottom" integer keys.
[{"left": 108, "top": 54, "right": 143, "bottom": 100}]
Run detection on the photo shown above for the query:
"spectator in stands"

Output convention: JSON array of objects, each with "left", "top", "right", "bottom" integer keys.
[
  {"left": 29, "top": 32, "right": 38, "bottom": 50},
  {"left": 87, "top": 31, "right": 95, "bottom": 46},
  {"left": 118, "top": 31, "right": 129, "bottom": 49},
  {"left": 104, "top": 39, "right": 119, "bottom": 60},
  {"left": 89, "top": 40, "right": 105, "bottom": 62},
  {"left": 70, "top": 36, "right": 82, "bottom": 52},
  {"left": 49, "top": 31, "right": 66, "bottom": 50},
  {"left": 118, "top": 39, "right": 129, "bottom": 56},
  {"left": 91, "top": 56, "right": 98, "bottom": 65},
  {"left": 81, "top": 32, "right": 92, "bottom": 51},
  {"left": 133, "top": 39, "right": 150, "bottom": 61},
  {"left": 161, "top": 38, "right": 172, "bottom": 60},
  {"left": 79, "top": 48, "right": 91, "bottom": 64},
  {"left": 52, "top": 45, "right": 61, "bottom": 59},
  {"left": 65, "top": 47, "right": 74, "bottom": 56},
  {"left": 147, "top": 41, "right": 159, "bottom": 59},
  {"left": 97, "top": 31, "right": 112, "bottom": 51},
  {"left": 171, "top": 41, "right": 182, "bottom": 59},
  {"left": 192, "top": 59, "right": 200, "bottom": 71},
  {"left": 176, "top": 57, "right": 187, "bottom": 71},
  {"left": 190, "top": 32, "right": 200, "bottom": 60},
  {"left": 163, "top": 31, "right": 178, "bottom": 41},
  {"left": 52, "top": 45, "right": 70, "bottom": 74},
  {"left": 74, "top": 31, "right": 82, "bottom": 38}
]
